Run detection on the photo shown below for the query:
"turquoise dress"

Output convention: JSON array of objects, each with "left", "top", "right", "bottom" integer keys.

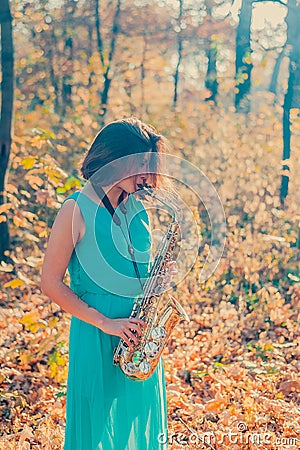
[{"left": 61, "top": 190, "right": 168, "bottom": 450}]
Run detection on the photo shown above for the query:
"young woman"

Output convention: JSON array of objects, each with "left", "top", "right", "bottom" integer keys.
[{"left": 41, "top": 117, "right": 174, "bottom": 449}]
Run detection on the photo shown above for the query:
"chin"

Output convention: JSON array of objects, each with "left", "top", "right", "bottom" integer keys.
[{"left": 123, "top": 186, "right": 134, "bottom": 194}]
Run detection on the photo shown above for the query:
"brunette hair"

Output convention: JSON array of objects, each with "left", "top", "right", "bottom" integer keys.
[{"left": 79, "top": 117, "right": 172, "bottom": 189}]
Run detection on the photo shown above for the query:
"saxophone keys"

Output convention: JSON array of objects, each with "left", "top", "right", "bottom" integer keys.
[
  {"left": 148, "top": 295, "right": 156, "bottom": 305},
  {"left": 153, "top": 284, "right": 164, "bottom": 295},
  {"left": 132, "top": 350, "right": 143, "bottom": 365},
  {"left": 139, "top": 361, "right": 151, "bottom": 374},
  {"left": 124, "top": 362, "right": 138, "bottom": 375},
  {"left": 144, "top": 341, "right": 159, "bottom": 358},
  {"left": 151, "top": 326, "right": 167, "bottom": 341},
  {"left": 123, "top": 349, "right": 130, "bottom": 359}
]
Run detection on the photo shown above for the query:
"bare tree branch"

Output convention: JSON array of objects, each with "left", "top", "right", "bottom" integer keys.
[
  {"left": 253, "top": 0, "right": 287, "bottom": 7},
  {"left": 252, "top": 37, "right": 285, "bottom": 52}
]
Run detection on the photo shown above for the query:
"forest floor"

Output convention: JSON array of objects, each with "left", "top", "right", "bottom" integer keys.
[
  {"left": 0, "top": 275, "right": 299, "bottom": 449},
  {"left": 1, "top": 104, "right": 300, "bottom": 449}
]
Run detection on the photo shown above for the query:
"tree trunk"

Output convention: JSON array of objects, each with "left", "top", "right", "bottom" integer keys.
[
  {"left": 140, "top": 34, "right": 147, "bottom": 114},
  {"left": 49, "top": 28, "right": 60, "bottom": 114},
  {"left": 205, "top": 37, "right": 218, "bottom": 104},
  {"left": 173, "top": 0, "right": 183, "bottom": 107},
  {"left": 95, "top": 0, "right": 121, "bottom": 125},
  {"left": 204, "top": 2, "right": 218, "bottom": 105},
  {"left": 285, "top": 0, "right": 300, "bottom": 109},
  {"left": 269, "top": 45, "right": 286, "bottom": 96},
  {"left": 61, "top": 0, "right": 77, "bottom": 118},
  {"left": 235, "top": 0, "right": 253, "bottom": 113},
  {"left": 0, "top": 0, "right": 14, "bottom": 262},
  {"left": 281, "top": 58, "right": 293, "bottom": 207},
  {"left": 61, "top": 36, "right": 73, "bottom": 114},
  {"left": 280, "top": 0, "right": 300, "bottom": 207},
  {"left": 87, "top": 23, "right": 94, "bottom": 89}
]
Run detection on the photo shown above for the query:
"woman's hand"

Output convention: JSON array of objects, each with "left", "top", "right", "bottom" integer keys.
[{"left": 100, "top": 317, "right": 147, "bottom": 349}]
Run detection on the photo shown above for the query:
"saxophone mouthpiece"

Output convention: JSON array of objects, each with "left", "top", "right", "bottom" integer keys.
[
  {"left": 136, "top": 183, "right": 154, "bottom": 200},
  {"left": 137, "top": 182, "right": 152, "bottom": 190}
]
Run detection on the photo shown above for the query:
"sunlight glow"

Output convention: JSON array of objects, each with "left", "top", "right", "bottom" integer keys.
[{"left": 230, "top": 0, "right": 287, "bottom": 29}]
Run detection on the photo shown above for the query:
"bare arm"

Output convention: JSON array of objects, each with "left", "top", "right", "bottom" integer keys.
[
  {"left": 41, "top": 199, "right": 107, "bottom": 329},
  {"left": 41, "top": 199, "right": 146, "bottom": 346}
]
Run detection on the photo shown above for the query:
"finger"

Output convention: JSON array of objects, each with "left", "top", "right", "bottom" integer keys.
[
  {"left": 137, "top": 318, "right": 147, "bottom": 327},
  {"left": 121, "top": 332, "right": 132, "bottom": 349},
  {"left": 125, "top": 334, "right": 136, "bottom": 349},
  {"left": 124, "top": 330, "right": 139, "bottom": 346},
  {"left": 127, "top": 323, "right": 142, "bottom": 336},
  {"left": 130, "top": 329, "right": 140, "bottom": 344},
  {"left": 130, "top": 319, "right": 147, "bottom": 329}
]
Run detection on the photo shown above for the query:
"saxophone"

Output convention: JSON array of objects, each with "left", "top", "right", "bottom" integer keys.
[{"left": 113, "top": 184, "right": 190, "bottom": 381}]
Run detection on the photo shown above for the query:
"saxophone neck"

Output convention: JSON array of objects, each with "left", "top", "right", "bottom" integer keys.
[{"left": 136, "top": 183, "right": 181, "bottom": 221}]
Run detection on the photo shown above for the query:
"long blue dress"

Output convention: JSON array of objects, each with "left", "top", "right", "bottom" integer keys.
[{"left": 61, "top": 190, "right": 168, "bottom": 450}]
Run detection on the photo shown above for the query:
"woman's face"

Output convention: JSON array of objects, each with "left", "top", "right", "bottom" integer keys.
[{"left": 117, "top": 154, "right": 150, "bottom": 193}]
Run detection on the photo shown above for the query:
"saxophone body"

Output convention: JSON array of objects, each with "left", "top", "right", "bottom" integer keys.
[{"left": 113, "top": 185, "right": 190, "bottom": 381}]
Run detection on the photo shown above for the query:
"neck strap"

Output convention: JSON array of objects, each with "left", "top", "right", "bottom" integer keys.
[{"left": 91, "top": 183, "right": 144, "bottom": 290}]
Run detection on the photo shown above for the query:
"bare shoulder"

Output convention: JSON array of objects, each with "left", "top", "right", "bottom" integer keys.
[{"left": 53, "top": 198, "right": 86, "bottom": 244}]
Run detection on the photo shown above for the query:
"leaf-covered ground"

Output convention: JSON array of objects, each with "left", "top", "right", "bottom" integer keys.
[{"left": 1, "top": 103, "right": 300, "bottom": 449}]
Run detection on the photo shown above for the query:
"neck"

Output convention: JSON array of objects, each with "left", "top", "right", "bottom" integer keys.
[
  {"left": 104, "top": 185, "right": 126, "bottom": 209},
  {"left": 88, "top": 181, "right": 126, "bottom": 208}
]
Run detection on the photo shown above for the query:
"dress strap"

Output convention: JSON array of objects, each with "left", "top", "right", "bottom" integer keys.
[{"left": 61, "top": 191, "right": 80, "bottom": 206}]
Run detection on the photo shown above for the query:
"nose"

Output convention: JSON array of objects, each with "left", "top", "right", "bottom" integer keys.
[
  {"left": 135, "top": 173, "right": 147, "bottom": 189},
  {"left": 137, "top": 174, "right": 147, "bottom": 184}
]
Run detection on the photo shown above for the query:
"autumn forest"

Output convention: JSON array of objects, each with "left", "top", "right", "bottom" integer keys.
[{"left": 0, "top": 0, "right": 300, "bottom": 448}]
